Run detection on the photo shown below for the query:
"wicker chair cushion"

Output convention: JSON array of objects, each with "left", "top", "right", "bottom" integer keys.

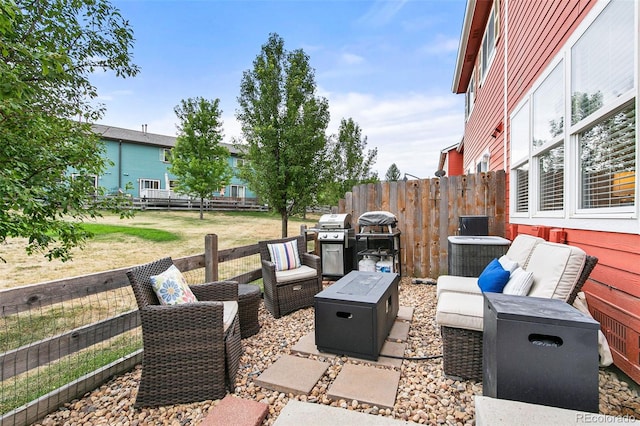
[
  {"left": 503, "top": 267, "right": 534, "bottom": 295},
  {"left": 223, "top": 301, "right": 238, "bottom": 332},
  {"left": 435, "top": 291, "right": 484, "bottom": 331},
  {"left": 504, "top": 234, "right": 545, "bottom": 268},
  {"left": 150, "top": 265, "right": 198, "bottom": 305},
  {"left": 526, "top": 242, "right": 586, "bottom": 301},
  {"left": 275, "top": 265, "right": 318, "bottom": 283},
  {"left": 268, "top": 241, "right": 302, "bottom": 271},
  {"left": 436, "top": 275, "right": 480, "bottom": 298}
]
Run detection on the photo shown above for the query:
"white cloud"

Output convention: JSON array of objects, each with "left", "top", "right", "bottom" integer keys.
[
  {"left": 358, "top": 0, "right": 409, "bottom": 27},
  {"left": 420, "top": 34, "right": 460, "bottom": 56},
  {"left": 95, "top": 89, "right": 134, "bottom": 102},
  {"left": 341, "top": 52, "right": 365, "bottom": 65},
  {"left": 322, "top": 89, "right": 464, "bottom": 178},
  {"left": 98, "top": 88, "right": 465, "bottom": 181}
]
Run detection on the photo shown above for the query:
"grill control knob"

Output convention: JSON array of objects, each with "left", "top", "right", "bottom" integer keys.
[{"left": 333, "top": 234, "right": 338, "bottom": 238}]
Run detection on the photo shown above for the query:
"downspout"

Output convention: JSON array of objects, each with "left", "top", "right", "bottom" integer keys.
[{"left": 503, "top": 0, "right": 509, "bottom": 171}]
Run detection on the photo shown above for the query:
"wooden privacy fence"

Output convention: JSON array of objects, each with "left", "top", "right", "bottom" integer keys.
[
  {"left": 340, "top": 171, "right": 507, "bottom": 278},
  {"left": 0, "top": 234, "right": 271, "bottom": 426}
]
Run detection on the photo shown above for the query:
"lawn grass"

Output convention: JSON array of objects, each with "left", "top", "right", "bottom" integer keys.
[
  {"left": 0, "top": 210, "right": 322, "bottom": 414},
  {"left": 0, "top": 334, "right": 141, "bottom": 414},
  {"left": 81, "top": 223, "right": 181, "bottom": 242}
]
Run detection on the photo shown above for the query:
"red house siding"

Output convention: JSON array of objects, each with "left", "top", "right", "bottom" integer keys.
[
  {"left": 453, "top": 0, "right": 640, "bottom": 384},
  {"left": 447, "top": 150, "right": 464, "bottom": 176}
]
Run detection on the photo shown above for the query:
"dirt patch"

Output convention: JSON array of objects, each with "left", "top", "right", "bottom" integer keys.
[{"left": 0, "top": 210, "right": 320, "bottom": 289}]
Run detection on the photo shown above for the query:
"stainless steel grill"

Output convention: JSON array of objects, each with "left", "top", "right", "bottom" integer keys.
[{"left": 317, "top": 213, "right": 355, "bottom": 278}]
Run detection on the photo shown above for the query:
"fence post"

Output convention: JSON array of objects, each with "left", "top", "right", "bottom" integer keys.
[{"left": 205, "top": 234, "right": 219, "bottom": 282}]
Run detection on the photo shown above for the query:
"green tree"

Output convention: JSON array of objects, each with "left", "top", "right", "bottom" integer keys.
[
  {"left": 385, "top": 163, "right": 401, "bottom": 181},
  {"left": 236, "top": 33, "right": 330, "bottom": 237},
  {"left": 0, "top": 0, "right": 139, "bottom": 261},
  {"left": 319, "top": 118, "right": 378, "bottom": 205},
  {"left": 170, "top": 97, "right": 232, "bottom": 220}
]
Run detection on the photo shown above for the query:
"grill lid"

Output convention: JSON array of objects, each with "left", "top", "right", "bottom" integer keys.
[
  {"left": 358, "top": 211, "right": 397, "bottom": 227},
  {"left": 318, "top": 213, "right": 352, "bottom": 229}
]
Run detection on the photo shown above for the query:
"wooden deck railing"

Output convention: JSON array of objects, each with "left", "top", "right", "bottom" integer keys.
[{"left": 0, "top": 233, "right": 293, "bottom": 425}]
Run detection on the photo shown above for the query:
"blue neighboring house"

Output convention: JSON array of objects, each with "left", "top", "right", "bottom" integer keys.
[{"left": 90, "top": 123, "right": 256, "bottom": 200}]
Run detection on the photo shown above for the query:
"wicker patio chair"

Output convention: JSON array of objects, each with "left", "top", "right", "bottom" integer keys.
[
  {"left": 259, "top": 235, "right": 322, "bottom": 318},
  {"left": 126, "top": 257, "right": 242, "bottom": 407},
  {"left": 440, "top": 255, "right": 598, "bottom": 381}
]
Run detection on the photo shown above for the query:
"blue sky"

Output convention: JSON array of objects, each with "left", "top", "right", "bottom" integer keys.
[{"left": 93, "top": 0, "right": 467, "bottom": 178}]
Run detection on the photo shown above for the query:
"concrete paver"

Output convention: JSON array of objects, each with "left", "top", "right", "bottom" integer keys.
[
  {"left": 254, "top": 355, "right": 329, "bottom": 395},
  {"left": 475, "top": 395, "right": 640, "bottom": 425},
  {"left": 327, "top": 363, "right": 401, "bottom": 409},
  {"left": 273, "top": 400, "right": 411, "bottom": 426},
  {"left": 258, "top": 305, "right": 414, "bottom": 412},
  {"left": 292, "top": 332, "right": 405, "bottom": 368},
  {"left": 387, "top": 321, "right": 410, "bottom": 342},
  {"left": 290, "top": 332, "right": 336, "bottom": 358},
  {"left": 200, "top": 395, "right": 268, "bottom": 426},
  {"left": 397, "top": 306, "right": 414, "bottom": 322}
]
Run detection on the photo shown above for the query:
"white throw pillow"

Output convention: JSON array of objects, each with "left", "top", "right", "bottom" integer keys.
[
  {"left": 503, "top": 267, "right": 534, "bottom": 296},
  {"left": 498, "top": 255, "right": 519, "bottom": 274}
]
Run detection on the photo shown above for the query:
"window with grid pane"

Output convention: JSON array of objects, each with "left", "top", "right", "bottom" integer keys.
[
  {"left": 580, "top": 105, "right": 636, "bottom": 209},
  {"left": 533, "top": 62, "right": 563, "bottom": 150},
  {"left": 538, "top": 146, "right": 564, "bottom": 211},
  {"left": 514, "top": 163, "right": 529, "bottom": 213},
  {"left": 511, "top": 102, "right": 529, "bottom": 164},
  {"left": 571, "top": 0, "right": 634, "bottom": 125}
]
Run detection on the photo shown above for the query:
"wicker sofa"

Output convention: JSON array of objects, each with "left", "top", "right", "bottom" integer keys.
[{"left": 435, "top": 238, "right": 598, "bottom": 380}]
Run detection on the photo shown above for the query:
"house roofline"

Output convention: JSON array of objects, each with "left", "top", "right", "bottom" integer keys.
[
  {"left": 91, "top": 123, "right": 240, "bottom": 154},
  {"left": 438, "top": 138, "right": 464, "bottom": 171},
  {"left": 451, "top": 0, "right": 493, "bottom": 94}
]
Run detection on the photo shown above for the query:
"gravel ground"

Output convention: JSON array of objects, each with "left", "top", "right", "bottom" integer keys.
[{"left": 35, "top": 278, "right": 640, "bottom": 425}]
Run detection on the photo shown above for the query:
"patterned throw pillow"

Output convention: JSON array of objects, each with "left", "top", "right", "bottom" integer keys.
[
  {"left": 150, "top": 264, "right": 198, "bottom": 305},
  {"left": 267, "top": 240, "right": 301, "bottom": 271}
]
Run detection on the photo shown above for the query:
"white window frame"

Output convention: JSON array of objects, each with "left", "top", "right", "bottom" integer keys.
[
  {"left": 229, "top": 184, "right": 245, "bottom": 198},
  {"left": 71, "top": 173, "right": 98, "bottom": 189},
  {"left": 466, "top": 69, "right": 476, "bottom": 120},
  {"left": 479, "top": 1, "right": 498, "bottom": 85},
  {"left": 531, "top": 58, "right": 566, "bottom": 217},
  {"left": 510, "top": 100, "right": 531, "bottom": 217},
  {"left": 476, "top": 150, "right": 490, "bottom": 173},
  {"left": 508, "top": 0, "right": 638, "bottom": 234},
  {"left": 139, "top": 179, "right": 160, "bottom": 194},
  {"left": 161, "top": 148, "right": 172, "bottom": 163}
]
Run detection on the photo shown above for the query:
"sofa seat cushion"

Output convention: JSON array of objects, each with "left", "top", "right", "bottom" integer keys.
[
  {"left": 435, "top": 291, "right": 484, "bottom": 331},
  {"left": 223, "top": 301, "right": 238, "bottom": 332},
  {"left": 275, "top": 265, "right": 317, "bottom": 283},
  {"left": 436, "top": 275, "right": 481, "bottom": 298},
  {"left": 504, "top": 235, "right": 544, "bottom": 268},
  {"left": 526, "top": 242, "right": 586, "bottom": 301}
]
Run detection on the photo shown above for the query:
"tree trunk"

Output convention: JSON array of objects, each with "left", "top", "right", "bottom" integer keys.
[
  {"left": 199, "top": 197, "right": 204, "bottom": 220},
  {"left": 281, "top": 211, "right": 288, "bottom": 237}
]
